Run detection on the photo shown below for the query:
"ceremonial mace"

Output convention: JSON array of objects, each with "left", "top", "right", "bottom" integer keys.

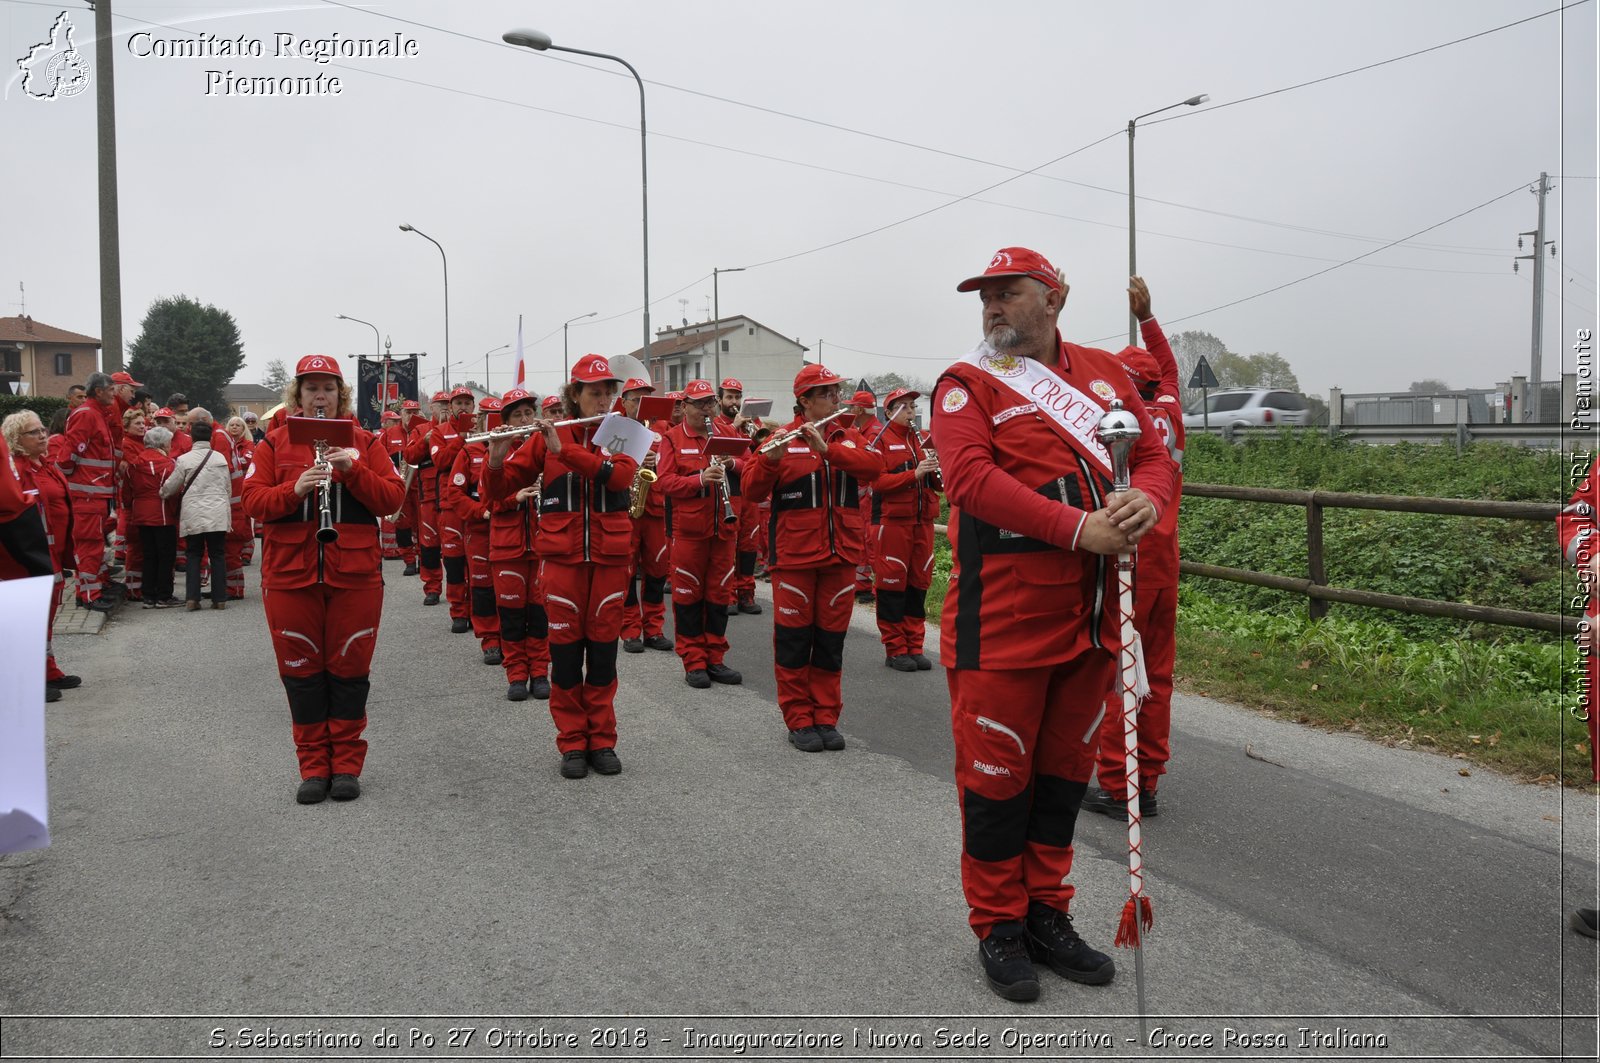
[{"left": 1095, "top": 399, "right": 1152, "bottom": 1046}]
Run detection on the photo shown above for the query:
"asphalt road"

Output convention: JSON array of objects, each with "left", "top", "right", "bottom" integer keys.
[{"left": 1, "top": 559, "right": 1595, "bottom": 1061}]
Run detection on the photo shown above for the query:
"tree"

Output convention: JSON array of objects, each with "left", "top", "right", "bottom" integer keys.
[
  {"left": 127, "top": 296, "right": 244, "bottom": 415},
  {"left": 260, "top": 359, "right": 290, "bottom": 393},
  {"left": 1408, "top": 378, "right": 1451, "bottom": 394},
  {"left": 1246, "top": 352, "right": 1299, "bottom": 391},
  {"left": 1212, "top": 350, "right": 1259, "bottom": 388},
  {"left": 863, "top": 371, "right": 932, "bottom": 400},
  {"left": 1169, "top": 330, "right": 1229, "bottom": 408}
]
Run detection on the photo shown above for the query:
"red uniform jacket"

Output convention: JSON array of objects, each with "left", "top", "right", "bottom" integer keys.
[
  {"left": 741, "top": 416, "right": 884, "bottom": 568},
  {"left": 59, "top": 403, "right": 116, "bottom": 508},
  {"left": 1133, "top": 316, "right": 1184, "bottom": 590},
  {"left": 486, "top": 478, "right": 540, "bottom": 562},
  {"left": 240, "top": 422, "right": 406, "bottom": 590},
  {"left": 870, "top": 418, "right": 940, "bottom": 525},
  {"left": 480, "top": 423, "right": 640, "bottom": 565},
  {"left": 18, "top": 456, "right": 75, "bottom": 572},
  {"left": 0, "top": 451, "right": 53, "bottom": 578},
  {"left": 656, "top": 421, "right": 745, "bottom": 542},
  {"left": 931, "top": 336, "right": 1177, "bottom": 670},
  {"left": 443, "top": 443, "right": 492, "bottom": 527},
  {"left": 1560, "top": 471, "right": 1598, "bottom": 624},
  {"left": 126, "top": 444, "right": 177, "bottom": 527}
]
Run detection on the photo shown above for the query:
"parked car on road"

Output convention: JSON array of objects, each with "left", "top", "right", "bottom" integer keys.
[{"left": 1183, "top": 388, "right": 1310, "bottom": 431}]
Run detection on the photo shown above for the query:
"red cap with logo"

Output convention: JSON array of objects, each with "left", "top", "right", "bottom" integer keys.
[
  {"left": 884, "top": 386, "right": 920, "bottom": 408},
  {"left": 621, "top": 377, "right": 655, "bottom": 395},
  {"left": 792, "top": 364, "right": 845, "bottom": 397},
  {"left": 110, "top": 370, "right": 144, "bottom": 387},
  {"left": 294, "top": 354, "right": 343, "bottom": 380},
  {"left": 155, "top": 407, "right": 176, "bottom": 420},
  {"left": 430, "top": 391, "right": 449, "bottom": 404},
  {"left": 478, "top": 395, "right": 503, "bottom": 412},
  {"left": 541, "top": 394, "right": 564, "bottom": 412},
  {"left": 449, "top": 385, "right": 473, "bottom": 400},
  {"left": 500, "top": 387, "right": 535, "bottom": 410},
  {"left": 719, "top": 377, "right": 744, "bottom": 392},
  {"left": 381, "top": 410, "right": 400, "bottom": 421},
  {"left": 682, "top": 379, "right": 716, "bottom": 401},
  {"left": 571, "top": 354, "right": 621, "bottom": 385},
  {"left": 956, "top": 246, "right": 1063, "bottom": 293},
  {"left": 401, "top": 399, "right": 421, "bottom": 411},
  {"left": 848, "top": 390, "right": 877, "bottom": 409},
  {"left": 666, "top": 391, "right": 686, "bottom": 402},
  {"left": 1115, "top": 346, "right": 1161, "bottom": 392}
]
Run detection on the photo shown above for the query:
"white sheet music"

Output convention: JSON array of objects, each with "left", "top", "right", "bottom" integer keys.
[{"left": 0, "top": 575, "right": 52, "bottom": 853}]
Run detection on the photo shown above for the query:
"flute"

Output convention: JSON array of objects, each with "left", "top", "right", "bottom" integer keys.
[
  {"left": 755, "top": 408, "right": 852, "bottom": 455},
  {"left": 464, "top": 413, "right": 608, "bottom": 445}
]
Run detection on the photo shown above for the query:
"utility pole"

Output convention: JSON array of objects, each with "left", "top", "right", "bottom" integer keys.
[
  {"left": 1513, "top": 172, "right": 1554, "bottom": 422},
  {"left": 90, "top": 0, "right": 123, "bottom": 372}
]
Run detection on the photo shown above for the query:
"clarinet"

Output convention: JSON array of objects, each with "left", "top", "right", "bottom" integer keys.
[
  {"left": 712, "top": 456, "right": 738, "bottom": 526},
  {"left": 314, "top": 409, "right": 339, "bottom": 544}
]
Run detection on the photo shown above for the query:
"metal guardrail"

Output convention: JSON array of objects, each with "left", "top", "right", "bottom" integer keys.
[{"left": 1184, "top": 422, "right": 1570, "bottom": 449}]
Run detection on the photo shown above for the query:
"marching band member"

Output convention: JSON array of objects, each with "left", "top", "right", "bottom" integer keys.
[
  {"left": 377, "top": 410, "right": 406, "bottom": 562},
  {"left": 394, "top": 399, "right": 424, "bottom": 576},
  {"left": 435, "top": 385, "right": 477, "bottom": 633},
  {"left": 848, "top": 389, "right": 882, "bottom": 604},
  {"left": 402, "top": 391, "right": 452, "bottom": 606},
  {"left": 932, "top": 247, "right": 1174, "bottom": 1002},
  {"left": 656, "top": 379, "right": 745, "bottom": 689},
  {"left": 241, "top": 355, "right": 406, "bottom": 804},
  {"left": 1083, "top": 277, "right": 1183, "bottom": 821},
  {"left": 742, "top": 365, "right": 884, "bottom": 752},
  {"left": 482, "top": 356, "right": 640, "bottom": 779},
  {"left": 618, "top": 377, "right": 672, "bottom": 654},
  {"left": 486, "top": 389, "right": 551, "bottom": 702},
  {"left": 666, "top": 391, "right": 686, "bottom": 429},
  {"left": 715, "top": 377, "right": 764, "bottom": 616},
  {"left": 443, "top": 395, "right": 504, "bottom": 665},
  {"left": 869, "top": 386, "right": 940, "bottom": 672}
]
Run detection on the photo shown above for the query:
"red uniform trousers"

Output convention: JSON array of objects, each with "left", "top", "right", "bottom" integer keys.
[
  {"left": 71, "top": 500, "right": 109, "bottom": 602},
  {"left": 46, "top": 572, "right": 66, "bottom": 681},
  {"left": 122, "top": 512, "right": 144, "bottom": 601},
  {"left": 771, "top": 563, "right": 856, "bottom": 729},
  {"left": 949, "top": 650, "right": 1111, "bottom": 938},
  {"left": 441, "top": 508, "right": 469, "bottom": 620},
  {"left": 262, "top": 583, "right": 384, "bottom": 780},
  {"left": 1093, "top": 582, "right": 1176, "bottom": 795},
  {"left": 493, "top": 557, "right": 550, "bottom": 684},
  {"left": 225, "top": 507, "right": 250, "bottom": 600},
  {"left": 416, "top": 483, "right": 443, "bottom": 596},
  {"left": 671, "top": 533, "right": 737, "bottom": 671},
  {"left": 732, "top": 498, "right": 761, "bottom": 604},
  {"left": 621, "top": 513, "right": 669, "bottom": 640},
  {"left": 854, "top": 493, "right": 875, "bottom": 593},
  {"left": 380, "top": 516, "right": 401, "bottom": 558},
  {"left": 541, "top": 560, "right": 630, "bottom": 753},
  {"left": 873, "top": 520, "right": 935, "bottom": 657},
  {"left": 464, "top": 518, "right": 500, "bottom": 653},
  {"left": 396, "top": 487, "right": 419, "bottom": 565}
]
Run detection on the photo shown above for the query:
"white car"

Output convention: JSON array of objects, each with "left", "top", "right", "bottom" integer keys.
[{"left": 1183, "top": 388, "right": 1310, "bottom": 430}]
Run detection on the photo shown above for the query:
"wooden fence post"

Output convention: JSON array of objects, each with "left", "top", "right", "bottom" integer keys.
[{"left": 1307, "top": 497, "right": 1327, "bottom": 621}]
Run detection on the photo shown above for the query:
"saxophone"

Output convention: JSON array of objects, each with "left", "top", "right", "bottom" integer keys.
[{"left": 629, "top": 467, "right": 657, "bottom": 518}]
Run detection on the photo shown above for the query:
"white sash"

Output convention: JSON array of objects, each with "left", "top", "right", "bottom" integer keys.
[{"left": 957, "top": 342, "right": 1114, "bottom": 479}]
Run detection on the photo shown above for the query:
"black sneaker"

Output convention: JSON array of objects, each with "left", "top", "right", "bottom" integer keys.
[
  {"left": 296, "top": 777, "right": 330, "bottom": 804},
  {"left": 738, "top": 598, "right": 763, "bottom": 615},
  {"left": 402, "top": 563, "right": 419, "bottom": 577},
  {"left": 328, "top": 774, "right": 362, "bottom": 801},
  {"left": 685, "top": 669, "right": 712, "bottom": 689},
  {"left": 45, "top": 686, "right": 62, "bottom": 703},
  {"left": 1574, "top": 909, "right": 1599, "bottom": 939},
  {"left": 788, "top": 726, "right": 824, "bottom": 753},
  {"left": 587, "top": 747, "right": 622, "bottom": 775},
  {"left": 423, "top": 593, "right": 441, "bottom": 606},
  {"left": 530, "top": 676, "right": 551, "bottom": 700},
  {"left": 622, "top": 637, "right": 645, "bottom": 654},
  {"left": 816, "top": 724, "right": 846, "bottom": 751},
  {"left": 706, "top": 662, "right": 743, "bottom": 685},
  {"left": 910, "top": 653, "right": 933, "bottom": 671},
  {"left": 643, "top": 634, "right": 674, "bottom": 651},
  {"left": 1024, "top": 903, "right": 1115, "bottom": 985},
  {"left": 450, "top": 617, "right": 471, "bottom": 634},
  {"left": 46, "top": 675, "right": 83, "bottom": 690},
  {"left": 483, "top": 646, "right": 503, "bottom": 666},
  {"left": 1082, "top": 786, "right": 1159, "bottom": 819},
  {"left": 506, "top": 680, "right": 529, "bottom": 702},
  {"left": 560, "top": 750, "right": 589, "bottom": 779},
  {"left": 85, "top": 597, "right": 116, "bottom": 613},
  {"left": 885, "top": 654, "right": 918, "bottom": 672},
  {"left": 979, "top": 923, "right": 1040, "bottom": 1002}
]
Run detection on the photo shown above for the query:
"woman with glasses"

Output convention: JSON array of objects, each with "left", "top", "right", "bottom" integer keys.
[{"left": 2, "top": 411, "right": 80, "bottom": 696}]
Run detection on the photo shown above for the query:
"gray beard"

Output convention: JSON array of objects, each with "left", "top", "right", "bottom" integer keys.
[{"left": 987, "top": 324, "right": 1022, "bottom": 350}]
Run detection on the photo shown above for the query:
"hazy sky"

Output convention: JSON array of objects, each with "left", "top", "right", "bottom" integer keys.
[{"left": 3, "top": 0, "right": 1595, "bottom": 403}]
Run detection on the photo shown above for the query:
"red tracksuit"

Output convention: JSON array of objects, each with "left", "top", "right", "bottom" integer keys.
[
  {"left": 241, "top": 420, "right": 407, "bottom": 782},
  {"left": 1559, "top": 470, "right": 1600, "bottom": 781},
  {"left": 487, "top": 472, "right": 550, "bottom": 688},
  {"left": 431, "top": 414, "right": 473, "bottom": 622},
  {"left": 621, "top": 439, "right": 670, "bottom": 642},
  {"left": 855, "top": 415, "right": 883, "bottom": 595},
  {"left": 870, "top": 419, "right": 940, "bottom": 658},
  {"left": 379, "top": 423, "right": 416, "bottom": 564},
  {"left": 743, "top": 417, "right": 884, "bottom": 730},
  {"left": 59, "top": 402, "right": 116, "bottom": 603},
  {"left": 403, "top": 419, "right": 445, "bottom": 596},
  {"left": 444, "top": 443, "right": 502, "bottom": 656},
  {"left": 117, "top": 429, "right": 146, "bottom": 601},
  {"left": 1094, "top": 317, "right": 1185, "bottom": 798},
  {"left": 713, "top": 414, "right": 762, "bottom": 607},
  {"left": 4, "top": 456, "right": 76, "bottom": 680},
  {"left": 482, "top": 424, "right": 640, "bottom": 754},
  {"left": 656, "top": 421, "right": 743, "bottom": 671},
  {"left": 932, "top": 335, "right": 1177, "bottom": 938}
]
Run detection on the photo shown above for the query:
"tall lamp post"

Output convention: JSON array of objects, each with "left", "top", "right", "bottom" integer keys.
[
  {"left": 399, "top": 223, "right": 451, "bottom": 388},
  {"left": 1127, "top": 93, "right": 1208, "bottom": 344},
  {"left": 481, "top": 343, "right": 510, "bottom": 393},
  {"left": 504, "top": 29, "right": 651, "bottom": 367},
  {"left": 712, "top": 266, "right": 745, "bottom": 384},
  {"left": 337, "top": 313, "right": 382, "bottom": 424},
  {"left": 563, "top": 311, "right": 598, "bottom": 379}
]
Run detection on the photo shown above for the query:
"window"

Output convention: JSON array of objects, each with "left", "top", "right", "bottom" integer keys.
[
  {"left": 0, "top": 348, "right": 18, "bottom": 374},
  {"left": 669, "top": 364, "right": 682, "bottom": 390},
  {"left": 54, "top": 352, "right": 72, "bottom": 376},
  {"left": 721, "top": 340, "right": 729, "bottom": 353},
  {"left": 1267, "top": 391, "right": 1306, "bottom": 410},
  {"left": 693, "top": 360, "right": 701, "bottom": 379},
  {"left": 1207, "top": 393, "right": 1252, "bottom": 413}
]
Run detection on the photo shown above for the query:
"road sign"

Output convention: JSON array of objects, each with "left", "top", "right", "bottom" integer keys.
[{"left": 1188, "top": 356, "right": 1220, "bottom": 390}]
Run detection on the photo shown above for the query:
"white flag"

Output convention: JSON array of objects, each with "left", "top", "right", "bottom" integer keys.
[{"left": 513, "top": 314, "right": 525, "bottom": 389}]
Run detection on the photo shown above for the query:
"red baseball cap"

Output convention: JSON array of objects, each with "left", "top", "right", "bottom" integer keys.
[
  {"left": 402, "top": 399, "right": 421, "bottom": 411},
  {"left": 500, "top": 387, "right": 534, "bottom": 406},
  {"left": 381, "top": 410, "right": 400, "bottom": 421},
  {"left": 294, "top": 354, "right": 343, "bottom": 380},
  {"left": 571, "top": 354, "right": 622, "bottom": 385},
  {"left": 956, "top": 246, "right": 1063, "bottom": 293},
  {"left": 848, "top": 390, "right": 876, "bottom": 409},
  {"left": 1115, "top": 346, "right": 1161, "bottom": 391},
  {"left": 541, "top": 394, "right": 564, "bottom": 412},
  {"left": 666, "top": 390, "right": 686, "bottom": 402},
  {"left": 793, "top": 364, "right": 845, "bottom": 397},
  {"left": 449, "top": 385, "right": 473, "bottom": 400},
  {"left": 154, "top": 407, "right": 176, "bottom": 420},
  {"left": 621, "top": 377, "right": 655, "bottom": 395},
  {"left": 110, "top": 370, "right": 144, "bottom": 387},
  {"left": 884, "top": 386, "right": 920, "bottom": 408},
  {"left": 683, "top": 379, "right": 716, "bottom": 401},
  {"left": 478, "top": 395, "right": 503, "bottom": 412},
  {"left": 430, "top": 391, "right": 449, "bottom": 404},
  {"left": 719, "top": 377, "right": 744, "bottom": 392}
]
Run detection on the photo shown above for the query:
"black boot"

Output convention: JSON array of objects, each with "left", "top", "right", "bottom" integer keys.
[
  {"left": 1024, "top": 902, "right": 1115, "bottom": 985},
  {"left": 979, "top": 923, "right": 1040, "bottom": 1002}
]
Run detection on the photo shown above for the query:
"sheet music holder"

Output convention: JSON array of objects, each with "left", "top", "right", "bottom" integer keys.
[
  {"left": 705, "top": 435, "right": 754, "bottom": 458},
  {"left": 286, "top": 416, "right": 357, "bottom": 449}
]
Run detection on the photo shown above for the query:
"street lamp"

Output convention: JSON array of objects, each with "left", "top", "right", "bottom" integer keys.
[
  {"left": 481, "top": 343, "right": 510, "bottom": 393},
  {"left": 1127, "top": 93, "right": 1208, "bottom": 344},
  {"left": 712, "top": 266, "right": 745, "bottom": 385},
  {"left": 337, "top": 313, "right": 382, "bottom": 425},
  {"left": 336, "top": 313, "right": 380, "bottom": 359},
  {"left": 563, "top": 311, "right": 598, "bottom": 378},
  {"left": 503, "top": 29, "right": 651, "bottom": 367},
  {"left": 399, "top": 223, "right": 451, "bottom": 388}
]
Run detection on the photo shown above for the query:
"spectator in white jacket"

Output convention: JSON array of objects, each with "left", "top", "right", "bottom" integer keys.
[{"left": 161, "top": 421, "right": 233, "bottom": 610}]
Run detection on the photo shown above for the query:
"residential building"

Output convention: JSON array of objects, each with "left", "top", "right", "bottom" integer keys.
[
  {"left": 623, "top": 315, "right": 808, "bottom": 411},
  {"left": 0, "top": 316, "right": 101, "bottom": 398},
  {"left": 222, "top": 383, "right": 282, "bottom": 417}
]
